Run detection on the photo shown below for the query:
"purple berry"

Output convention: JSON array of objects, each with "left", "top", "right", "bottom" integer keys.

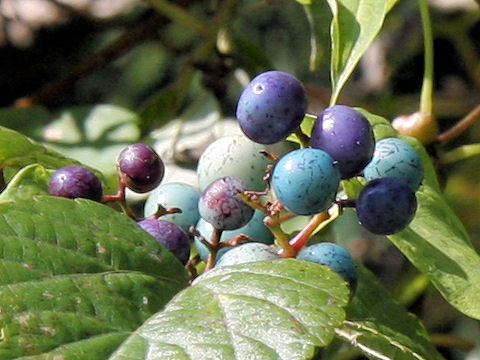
[
  {"left": 49, "top": 165, "right": 103, "bottom": 202},
  {"left": 310, "top": 105, "right": 375, "bottom": 179},
  {"left": 138, "top": 218, "right": 190, "bottom": 265},
  {"left": 117, "top": 143, "right": 164, "bottom": 193},
  {"left": 198, "top": 176, "right": 254, "bottom": 230},
  {"left": 356, "top": 177, "right": 417, "bottom": 235},
  {"left": 236, "top": 70, "right": 308, "bottom": 144}
]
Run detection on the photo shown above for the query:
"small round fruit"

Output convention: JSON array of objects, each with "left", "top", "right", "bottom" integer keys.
[
  {"left": 363, "top": 137, "right": 423, "bottom": 191},
  {"left": 194, "top": 210, "right": 274, "bottom": 262},
  {"left": 137, "top": 218, "right": 190, "bottom": 265},
  {"left": 198, "top": 176, "right": 254, "bottom": 230},
  {"left": 196, "top": 134, "right": 272, "bottom": 191},
  {"left": 144, "top": 182, "right": 201, "bottom": 234},
  {"left": 297, "top": 242, "right": 357, "bottom": 290},
  {"left": 48, "top": 165, "right": 103, "bottom": 202},
  {"left": 392, "top": 111, "right": 438, "bottom": 145},
  {"left": 117, "top": 143, "right": 164, "bottom": 193},
  {"left": 271, "top": 148, "right": 340, "bottom": 215},
  {"left": 236, "top": 70, "right": 308, "bottom": 144},
  {"left": 310, "top": 105, "right": 375, "bottom": 179},
  {"left": 356, "top": 177, "right": 417, "bottom": 235},
  {"left": 215, "top": 242, "right": 279, "bottom": 267}
]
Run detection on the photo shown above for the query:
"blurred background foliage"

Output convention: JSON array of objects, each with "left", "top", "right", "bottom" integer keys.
[{"left": 1, "top": 0, "right": 480, "bottom": 358}]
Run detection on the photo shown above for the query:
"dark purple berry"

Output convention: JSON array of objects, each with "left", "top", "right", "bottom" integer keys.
[
  {"left": 310, "top": 105, "right": 375, "bottom": 179},
  {"left": 236, "top": 70, "right": 308, "bottom": 144},
  {"left": 138, "top": 218, "right": 190, "bottom": 265},
  {"left": 198, "top": 176, "right": 254, "bottom": 230},
  {"left": 49, "top": 165, "right": 103, "bottom": 202},
  {"left": 356, "top": 177, "right": 417, "bottom": 235},
  {"left": 117, "top": 143, "right": 164, "bottom": 193}
]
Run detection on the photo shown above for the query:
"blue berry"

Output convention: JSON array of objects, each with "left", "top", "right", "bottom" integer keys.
[
  {"left": 117, "top": 143, "right": 164, "bottom": 193},
  {"left": 363, "top": 137, "right": 424, "bottom": 191},
  {"left": 196, "top": 135, "right": 272, "bottom": 191},
  {"left": 271, "top": 148, "right": 340, "bottom": 215},
  {"left": 236, "top": 71, "right": 308, "bottom": 144},
  {"left": 49, "top": 165, "right": 103, "bottom": 202},
  {"left": 198, "top": 176, "right": 254, "bottom": 230},
  {"left": 297, "top": 242, "right": 357, "bottom": 290},
  {"left": 144, "top": 182, "right": 201, "bottom": 234},
  {"left": 356, "top": 177, "right": 417, "bottom": 235},
  {"left": 310, "top": 105, "right": 375, "bottom": 179},
  {"left": 138, "top": 219, "right": 190, "bottom": 265},
  {"left": 215, "top": 242, "right": 279, "bottom": 267},
  {"left": 194, "top": 210, "right": 274, "bottom": 262}
]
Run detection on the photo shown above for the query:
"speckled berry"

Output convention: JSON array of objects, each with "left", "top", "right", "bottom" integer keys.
[
  {"left": 363, "top": 137, "right": 424, "bottom": 191},
  {"left": 49, "top": 165, "right": 103, "bottom": 202},
  {"left": 138, "top": 218, "right": 190, "bottom": 264},
  {"left": 117, "top": 143, "right": 164, "bottom": 193},
  {"left": 297, "top": 242, "right": 357, "bottom": 290},
  {"left": 194, "top": 210, "right": 274, "bottom": 262},
  {"left": 356, "top": 177, "right": 417, "bottom": 235},
  {"left": 144, "top": 182, "right": 201, "bottom": 234},
  {"left": 271, "top": 148, "right": 340, "bottom": 215},
  {"left": 196, "top": 134, "right": 272, "bottom": 191},
  {"left": 198, "top": 176, "right": 254, "bottom": 230},
  {"left": 236, "top": 70, "right": 308, "bottom": 144},
  {"left": 310, "top": 105, "right": 375, "bottom": 179},
  {"left": 215, "top": 242, "right": 279, "bottom": 267}
]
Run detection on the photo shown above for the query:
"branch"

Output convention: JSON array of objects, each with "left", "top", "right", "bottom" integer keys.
[{"left": 437, "top": 104, "right": 480, "bottom": 144}]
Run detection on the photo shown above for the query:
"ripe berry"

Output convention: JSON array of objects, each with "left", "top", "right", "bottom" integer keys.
[
  {"left": 196, "top": 135, "right": 272, "bottom": 191},
  {"left": 48, "top": 165, "right": 102, "bottom": 202},
  {"left": 144, "top": 182, "right": 201, "bottom": 234},
  {"left": 310, "top": 105, "right": 375, "bottom": 179},
  {"left": 363, "top": 137, "right": 424, "bottom": 191},
  {"left": 117, "top": 143, "right": 164, "bottom": 193},
  {"left": 356, "top": 177, "right": 417, "bottom": 235},
  {"left": 271, "top": 148, "right": 340, "bottom": 215},
  {"left": 198, "top": 176, "right": 254, "bottom": 230},
  {"left": 138, "top": 218, "right": 190, "bottom": 265},
  {"left": 215, "top": 242, "right": 279, "bottom": 267},
  {"left": 194, "top": 210, "right": 274, "bottom": 262},
  {"left": 297, "top": 242, "right": 357, "bottom": 291},
  {"left": 236, "top": 70, "right": 308, "bottom": 144}
]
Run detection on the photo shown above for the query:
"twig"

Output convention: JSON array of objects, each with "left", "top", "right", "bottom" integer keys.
[
  {"left": 437, "top": 104, "right": 480, "bottom": 144},
  {"left": 14, "top": 13, "right": 166, "bottom": 107}
]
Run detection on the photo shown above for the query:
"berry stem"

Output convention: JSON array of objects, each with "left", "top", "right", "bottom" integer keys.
[
  {"left": 294, "top": 128, "right": 310, "bottom": 148},
  {"left": 289, "top": 211, "right": 330, "bottom": 251},
  {"left": 205, "top": 228, "right": 223, "bottom": 271},
  {"left": 263, "top": 215, "right": 295, "bottom": 258},
  {"left": 440, "top": 143, "right": 480, "bottom": 164},
  {"left": 419, "top": 0, "right": 434, "bottom": 116},
  {"left": 437, "top": 104, "right": 480, "bottom": 144}
]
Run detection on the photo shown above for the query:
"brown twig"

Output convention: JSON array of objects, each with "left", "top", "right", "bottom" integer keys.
[
  {"left": 437, "top": 104, "right": 480, "bottom": 144},
  {"left": 14, "top": 13, "right": 166, "bottom": 107}
]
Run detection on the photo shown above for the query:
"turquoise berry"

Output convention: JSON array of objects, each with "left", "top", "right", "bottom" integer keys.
[{"left": 215, "top": 242, "right": 279, "bottom": 267}]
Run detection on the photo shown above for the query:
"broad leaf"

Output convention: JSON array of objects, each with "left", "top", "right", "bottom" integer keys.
[
  {"left": 0, "top": 164, "right": 51, "bottom": 201},
  {"left": 109, "top": 259, "right": 350, "bottom": 360},
  {"left": 335, "top": 267, "right": 445, "bottom": 360},
  {"left": 0, "top": 196, "right": 189, "bottom": 359},
  {"left": 327, "top": 0, "right": 400, "bottom": 104},
  {"left": 358, "top": 109, "right": 480, "bottom": 320}
]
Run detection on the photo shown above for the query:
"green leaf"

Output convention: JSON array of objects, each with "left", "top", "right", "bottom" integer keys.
[
  {"left": 335, "top": 267, "right": 445, "bottom": 360},
  {"left": 109, "top": 259, "right": 351, "bottom": 360},
  {"left": 0, "top": 126, "right": 78, "bottom": 171},
  {"left": 302, "top": 0, "right": 332, "bottom": 70},
  {"left": 42, "top": 104, "right": 140, "bottom": 177},
  {"left": 327, "top": 0, "right": 400, "bottom": 104},
  {"left": 358, "top": 108, "right": 480, "bottom": 320},
  {"left": 0, "top": 106, "right": 52, "bottom": 138},
  {"left": 0, "top": 196, "right": 188, "bottom": 359},
  {"left": 0, "top": 164, "right": 51, "bottom": 201}
]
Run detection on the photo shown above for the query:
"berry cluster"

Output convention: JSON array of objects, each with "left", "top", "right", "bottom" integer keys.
[{"left": 47, "top": 69, "right": 425, "bottom": 294}]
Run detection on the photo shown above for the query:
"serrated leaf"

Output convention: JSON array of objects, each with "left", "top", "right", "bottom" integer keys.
[
  {"left": 357, "top": 109, "right": 480, "bottom": 320},
  {"left": 0, "top": 196, "right": 189, "bottom": 359},
  {"left": 327, "top": 0, "right": 400, "bottom": 104},
  {"left": 336, "top": 267, "right": 445, "bottom": 360},
  {"left": 109, "top": 259, "right": 351, "bottom": 360},
  {"left": 0, "top": 164, "right": 51, "bottom": 201}
]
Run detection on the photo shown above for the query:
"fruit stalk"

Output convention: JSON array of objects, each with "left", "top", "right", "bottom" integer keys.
[{"left": 419, "top": 0, "right": 434, "bottom": 116}]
